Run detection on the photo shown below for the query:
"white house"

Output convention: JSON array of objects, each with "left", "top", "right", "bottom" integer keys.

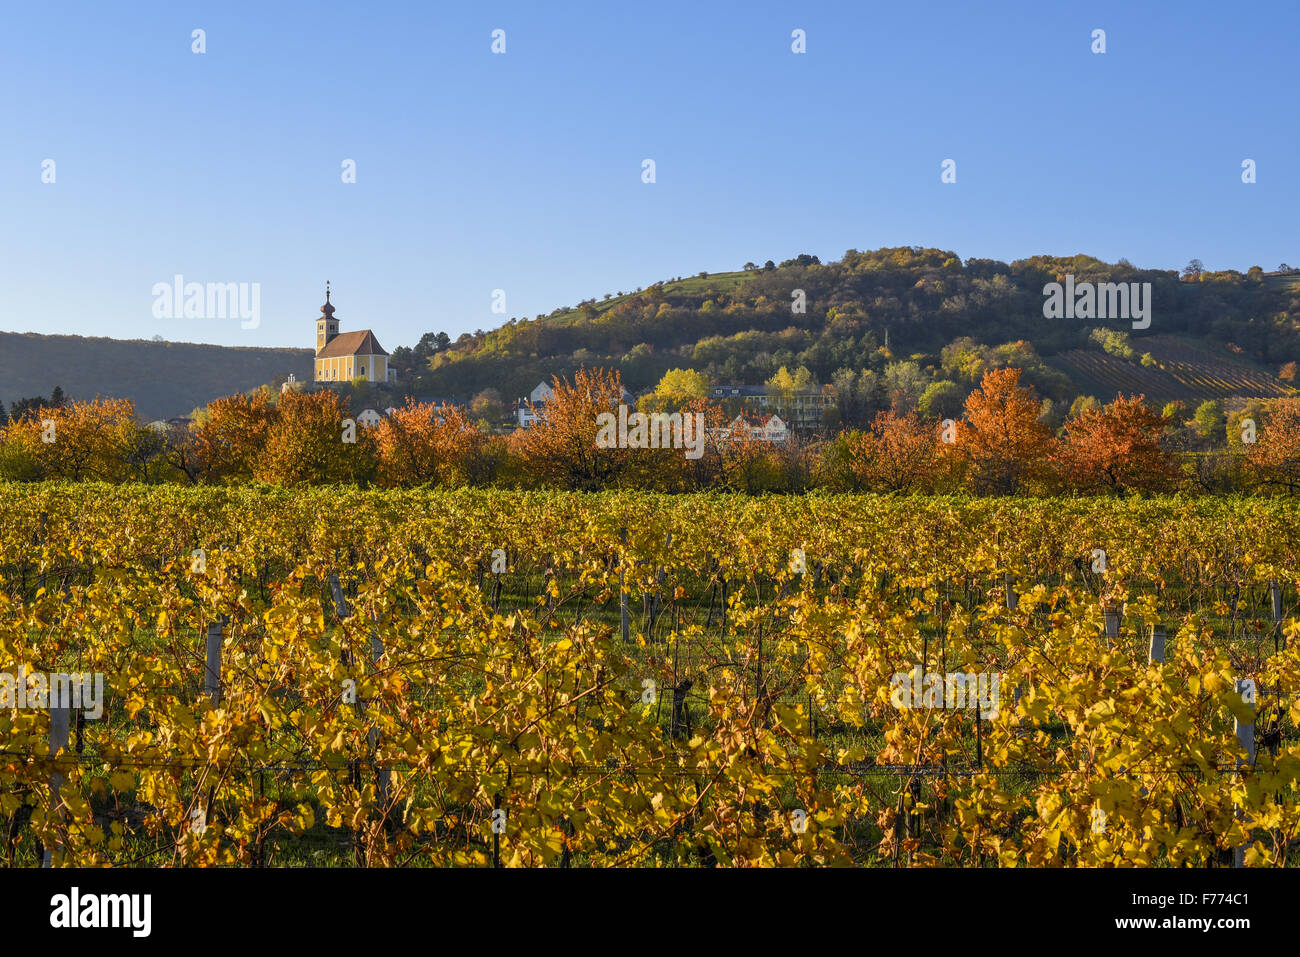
[
  {"left": 709, "top": 384, "right": 835, "bottom": 431},
  {"left": 710, "top": 414, "right": 789, "bottom": 444},
  {"left": 517, "top": 381, "right": 555, "bottom": 428}
]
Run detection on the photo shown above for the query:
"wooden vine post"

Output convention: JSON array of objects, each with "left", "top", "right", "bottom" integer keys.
[
  {"left": 1148, "top": 625, "right": 1166, "bottom": 664},
  {"left": 1102, "top": 604, "right": 1122, "bottom": 647},
  {"left": 205, "top": 618, "right": 226, "bottom": 703},
  {"left": 1232, "top": 678, "right": 1256, "bottom": 868},
  {"left": 330, "top": 570, "right": 391, "bottom": 841},
  {"left": 619, "top": 527, "right": 630, "bottom": 644},
  {"left": 1270, "top": 581, "right": 1283, "bottom": 652},
  {"left": 43, "top": 683, "right": 71, "bottom": 867}
]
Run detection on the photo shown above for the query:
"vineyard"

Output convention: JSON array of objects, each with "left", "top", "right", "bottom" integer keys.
[
  {"left": 2, "top": 483, "right": 1299, "bottom": 867},
  {"left": 1052, "top": 335, "right": 1291, "bottom": 404}
]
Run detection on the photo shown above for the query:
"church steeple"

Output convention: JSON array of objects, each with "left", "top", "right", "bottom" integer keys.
[{"left": 316, "top": 281, "right": 339, "bottom": 352}]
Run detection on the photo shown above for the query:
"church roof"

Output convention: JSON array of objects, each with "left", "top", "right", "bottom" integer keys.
[{"left": 316, "top": 329, "right": 389, "bottom": 358}]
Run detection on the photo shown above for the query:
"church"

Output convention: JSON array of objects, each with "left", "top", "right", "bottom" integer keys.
[{"left": 313, "top": 283, "right": 393, "bottom": 383}]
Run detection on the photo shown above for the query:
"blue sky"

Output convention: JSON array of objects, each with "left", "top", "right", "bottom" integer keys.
[{"left": 1, "top": 0, "right": 1296, "bottom": 350}]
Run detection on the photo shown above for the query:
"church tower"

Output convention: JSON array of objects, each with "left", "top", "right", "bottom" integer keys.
[
  {"left": 316, "top": 282, "right": 339, "bottom": 352},
  {"left": 313, "top": 283, "right": 391, "bottom": 384}
]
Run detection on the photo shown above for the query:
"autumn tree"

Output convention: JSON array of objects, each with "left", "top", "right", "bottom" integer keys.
[
  {"left": 0, "top": 409, "right": 49, "bottom": 480},
  {"left": 1227, "top": 402, "right": 1265, "bottom": 451},
  {"left": 118, "top": 422, "right": 169, "bottom": 483},
  {"left": 1069, "top": 395, "right": 1101, "bottom": 418},
  {"left": 1192, "top": 400, "right": 1225, "bottom": 443},
  {"left": 955, "top": 368, "right": 1057, "bottom": 494},
  {"left": 190, "top": 391, "right": 276, "bottom": 482},
  {"left": 917, "top": 380, "right": 964, "bottom": 420},
  {"left": 510, "top": 368, "right": 635, "bottom": 490},
  {"left": 254, "top": 389, "right": 377, "bottom": 486},
  {"left": 765, "top": 365, "right": 817, "bottom": 419},
  {"left": 673, "top": 398, "right": 728, "bottom": 490},
  {"left": 0, "top": 397, "right": 144, "bottom": 481},
  {"left": 843, "top": 410, "right": 940, "bottom": 493},
  {"left": 1055, "top": 394, "right": 1177, "bottom": 494},
  {"left": 376, "top": 399, "right": 485, "bottom": 487},
  {"left": 882, "top": 361, "right": 928, "bottom": 411},
  {"left": 469, "top": 389, "right": 504, "bottom": 426},
  {"left": 159, "top": 423, "right": 204, "bottom": 484},
  {"left": 716, "top": 422, "right": 800, "bottom": 493},
  {"left": 640, "top": 368, "right": 710, "bottom": 412},
  {"left": 1244, "top": 398, "right": 1300, "bottom": 493}
]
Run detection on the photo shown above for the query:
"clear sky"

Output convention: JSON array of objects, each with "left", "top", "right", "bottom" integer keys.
[{"left": 1, "top": 0, "right": 1295, "bottom": 350}]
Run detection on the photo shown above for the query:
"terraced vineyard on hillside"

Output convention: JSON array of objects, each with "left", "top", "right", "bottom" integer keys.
[{"left": 1052, "top": 336, "right": 1292, "bottom": 403}]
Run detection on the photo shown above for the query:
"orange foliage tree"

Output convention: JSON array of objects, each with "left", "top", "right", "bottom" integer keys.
[
  {"left": 716, "top": 425, "right": 788, "bottom": 493},
  {"left": 510, "top": 369, "right": 636, "bottom": 490},
  {"left": 0, "top": 397, "right": 144, "bottom": 481},
  {"left": 844, "top": 410, "right": 941, "bottom": 492},
  {"left": 190, "top": 391, "right": 276, "bottom": 483},
  {"left": 1244, "top": 398, "right": 1300, "bottom": 493},
  {"left": 955, "top": 368, "right": 1057, "bottom": 495},
  {"left": 675, "top": 398, "right": 729, "bottom": 490},
  {"left": 254, "top": 389, "right": 377, "bottom": 486},
  {"left": 1055, "top": 394, "right": 1176, "bottom": 494},
  {"left": 375, "top": 399, "right": 485, "bottom": 487}
]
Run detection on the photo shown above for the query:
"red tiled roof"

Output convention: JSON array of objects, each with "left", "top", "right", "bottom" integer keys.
[
  {"left": 316, "top": 330, "right": 389, "bottom": 358},
  {"left": 730, "top": 413, "right": 784, "bottom": 428}
]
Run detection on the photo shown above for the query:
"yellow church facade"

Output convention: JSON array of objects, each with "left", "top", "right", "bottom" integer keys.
[{"left": 313, "top": 284, "right": 392, "bottom": 383}]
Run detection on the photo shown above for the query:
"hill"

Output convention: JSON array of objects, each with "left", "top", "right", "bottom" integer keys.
[
  {"left": 414, "top": 250, "right": 1300, "bottom": 417},
  {"left": 9, "top": 251, "right": 1300, "bottom": 424},
  {"left": 0, "top": 332, "right": 312, "bottom": 421}
]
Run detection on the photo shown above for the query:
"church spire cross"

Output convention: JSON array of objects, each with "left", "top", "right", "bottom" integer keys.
[{"left": 321, "top": 281, "right": 336, "bottom": 318}]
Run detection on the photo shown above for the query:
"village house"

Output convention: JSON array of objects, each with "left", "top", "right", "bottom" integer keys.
[
  {"left": 709, "top": 384, "right": 835, "bottom": 431},
  {"left": 516, "top": 381, "right": 556, "bottom": 428},
  {"left": 709, "top": 413, "right": 789, "bottom": 444}
]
